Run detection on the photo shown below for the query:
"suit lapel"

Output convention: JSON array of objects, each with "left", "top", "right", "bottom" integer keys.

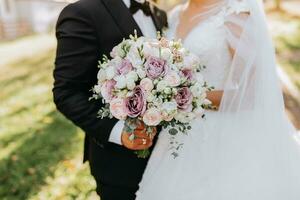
[{"left": 101, "top": 0, "right": 143, "bottom": 38}]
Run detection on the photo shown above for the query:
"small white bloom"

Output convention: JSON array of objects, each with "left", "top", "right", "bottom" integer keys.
[
  {"left": 146, "top": 93, "right": 155, "bottom": 102},
  {"left": 163, "top": 87, "right": 172, "bottom": 94},
  {"left": 160, "top": 48, "right": 172, "bottom": 61},
  {"left": 175, "top": 111, "right": 196, "bottom": 123},
  {"left": 114, "top": 75, "right": 127, "bottom": 89},
  {"left": 156, "top": 80, "right": 167, "bottom": 91},
  {"left": 161, "top": 101, "right": 178, "bottom": 121},
  {"left": 195, "top": 74, "right": 205, "bottom": 86},
  {"left": 136, "top": 67, "right": 146, "bottom": 79},
  {"left": 93, "top": 85, "right": 102, "bottom": 94},
  {"left": 193, "top": 107, "right": 205, "bottom": 117},
  {"left": 97, "top": 69, "right": 107, "bottom": 83},
  {"left": 126, "top": 79, "right": 136, "bottom": 90},
  {"left": 126, "top": 71, "right": 138, "bottom": 82},
  {"left": 191, "top": 83, "right": 205, "bottom": 97},
  {"left": 106, "top": 66, "right": 116, "bottom": 80}
]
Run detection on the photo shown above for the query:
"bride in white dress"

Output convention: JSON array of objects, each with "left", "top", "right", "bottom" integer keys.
[{"left": 136, "top": 0, "right": 300, "bottom": 199}]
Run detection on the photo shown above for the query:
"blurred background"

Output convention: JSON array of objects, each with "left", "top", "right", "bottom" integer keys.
[{"left": 0, "top": 0, "right": 299, "bottom": 199}]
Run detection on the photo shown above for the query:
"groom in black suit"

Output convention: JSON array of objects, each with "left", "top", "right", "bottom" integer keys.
[{"left": 53, "top": 0, "right": 167, "bottom": 199}]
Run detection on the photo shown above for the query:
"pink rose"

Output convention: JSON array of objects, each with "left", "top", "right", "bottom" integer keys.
[
  {"left": 110, "top": 98, "right": 127, "bottom": 120},
  {"left": 117, "top": 59, "right": 133, "bottom": 75},
  {"left": 181, "top": 69, "right": 194, "bottom": 81},
  {"left": 143, "top": 108, "right": 162, "bottom": 126},
  {"left": 145, "top": 56, "right": 168, "bottom": 79},
  {"left": 164, "top": 71, "right": 181, "bottom": 87},
  {"left": 175, "top": 87, "right": 193, "bottom": 110},
  {"left": 125, "top": 86, "right": 146, "bottom": 118},
  {"left": 140, "top": 78, "right": 154, "bottom": 92},
  {"left": 101, "top": 80, "right": 116, "bottom": 102}
]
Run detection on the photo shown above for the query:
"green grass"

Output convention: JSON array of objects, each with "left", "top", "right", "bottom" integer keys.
[
  {"left": 271, "top": 12, "right": 300, "bottom": 90},
  {"left": 0, "top": 49, "right": 97, "bottom": 200}
]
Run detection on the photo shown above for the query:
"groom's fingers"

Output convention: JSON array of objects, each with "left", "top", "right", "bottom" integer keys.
[{"left": 132, "top": 138, "right": 153, "bottom": 150}]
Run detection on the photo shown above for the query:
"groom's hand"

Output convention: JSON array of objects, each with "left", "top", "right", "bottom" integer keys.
[{"left": 121, "top": 124, "right": 157, "bottom": 150}]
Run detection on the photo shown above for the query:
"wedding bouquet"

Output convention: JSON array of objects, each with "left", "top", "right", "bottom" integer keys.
[{"left": 91, "top": 33, "right": 212, "bottom": 158}]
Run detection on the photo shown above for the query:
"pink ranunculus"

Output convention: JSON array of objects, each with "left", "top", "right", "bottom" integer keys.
[
  {"left": 101, "top": 80, "right": 116, "bottom": 102},
  {"left": 181, "top": 69, "right": 194, "bottom": 81},
  {"left": 116, "top": 59, "right": 133, "bottom": 75},
  {"left": 143, "top": 108, "right": 162, "bottom": 126},
  {"left": 125, "top": 86, "right": 146, "bottom": 118},
  {"left": 145, "top": 56, "right": 168, "bottom": 79},
  {"left": 175, "top": 87, "right": 193, "bottom": 110},
  {"left": 110, "top": 98, "right": 127, "bottom": 120}
]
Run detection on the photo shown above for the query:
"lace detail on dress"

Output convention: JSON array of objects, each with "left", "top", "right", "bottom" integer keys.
[{"left": 225, "top": 0, "right": 250, "bottom": 15}]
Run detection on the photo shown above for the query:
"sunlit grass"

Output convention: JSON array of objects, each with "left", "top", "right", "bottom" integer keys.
[
  {"left": 270, "top": 11, "right": 300, "bottom": 90},
  {"left": 0, "top": 49, "right": 96, "bottom": 200}
]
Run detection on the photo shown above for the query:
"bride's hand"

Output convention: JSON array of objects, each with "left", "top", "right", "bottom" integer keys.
[{"left": 206, "top": 90, "right": 223, "bottom": 108}]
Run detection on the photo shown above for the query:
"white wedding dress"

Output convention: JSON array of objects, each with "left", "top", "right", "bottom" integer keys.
[{"left": 136, "top": 0, "right": 300, "bottom": 200}]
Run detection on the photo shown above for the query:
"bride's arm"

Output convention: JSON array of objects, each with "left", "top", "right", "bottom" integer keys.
[{"left": 206, "top": 12, "right": 251, "bottom": 109}]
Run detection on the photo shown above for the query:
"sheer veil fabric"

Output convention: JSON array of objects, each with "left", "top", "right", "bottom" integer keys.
[{"left": 136, "top": 0, "right": 300, "bottom": 199}]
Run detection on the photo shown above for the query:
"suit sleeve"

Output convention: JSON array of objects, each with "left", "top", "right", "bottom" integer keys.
[{"left": 53, "top": 3, "right": 118, "bottom": 146}]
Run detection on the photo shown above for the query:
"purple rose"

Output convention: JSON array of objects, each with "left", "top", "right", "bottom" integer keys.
[
  {"left": 117, "top": 59, "right": 133, "bottom": 75},
  {"left": 181, "top": 69, "right": 194, "bottom": 81},
  {"left": 125, "top": 86, "right": 146, "bottom": 118},
  {"left": 145, "top": 56, "right": 168, "bottom": 79},
  {"left": 175, "top": 87, "right": 193, "bottom": 110}
]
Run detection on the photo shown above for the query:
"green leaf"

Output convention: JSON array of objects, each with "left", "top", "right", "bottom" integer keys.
[{"left": 169, "top": 128, "right": 178, "bottom": 136}]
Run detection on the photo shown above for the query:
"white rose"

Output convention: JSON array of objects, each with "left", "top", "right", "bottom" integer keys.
[
  {"left": 143, "top": 43, "right": 159, "bottom": 58},
  {"left": 175, "top": 111, "right": 196, "bottom": 123},
  {"left": 136, "top": 67, "right": 146, "bottom": 79},
  {"left": 106, "top": 66, "right": 116, "bottom": 80},
  {"left": 164, "top": 71, "right": 181, "bottom": 87},
  {"left": 140, "top": 78, "right": 154, "bottom": 92},
  {"left": 143, "top": 108, "right": 162, "bottom": 126},
  {"left": 126, "top": 71, "right": 138, "bottom": 82},
  {"left": 126, "top": 79, "right": 136, "bottom": 90},
  {"left": 161, "top": 101, "right": 177, "bottom": 121},
  {"left": 156, "top": 80, "right": 167, "bottom": 91},
  {"left": 114, "top": 75, "right": 127, "bottom": 89},
  {"left": 160, "top": 48, "right": 172, "bottom": 61},
  {"left": 97, "top": 69, "right": 107, "bottom": 83},
  {"left": 191, "top": 83, "right": 205, "bottom": 97}
]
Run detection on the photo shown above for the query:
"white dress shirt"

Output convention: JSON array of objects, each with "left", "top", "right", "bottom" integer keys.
[{"left": 109, "top": 0, "right": 157, "bottom": 145}]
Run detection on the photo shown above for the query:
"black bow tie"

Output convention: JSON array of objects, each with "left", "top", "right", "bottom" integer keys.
[{"left": 129, "top": 0, "right": 152, "bottom": 16}]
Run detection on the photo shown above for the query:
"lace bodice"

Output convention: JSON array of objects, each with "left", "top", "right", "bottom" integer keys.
[{"left": 167, "top": 1, "right": 248, "bottom": 89}]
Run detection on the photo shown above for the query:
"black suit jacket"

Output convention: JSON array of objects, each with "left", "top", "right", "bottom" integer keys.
[{"left": 53, "top": 0, "right": 167, "bottom": 189}]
